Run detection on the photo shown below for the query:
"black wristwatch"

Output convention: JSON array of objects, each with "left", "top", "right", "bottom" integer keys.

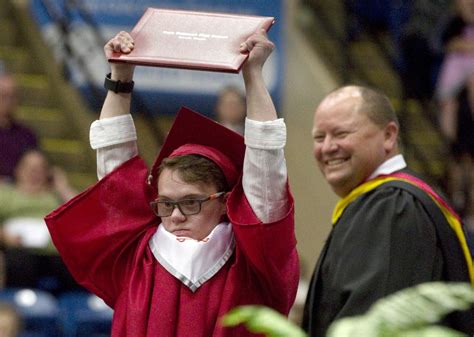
[{"left": 104, "top": 73, "right": 134, "bottom": 93}]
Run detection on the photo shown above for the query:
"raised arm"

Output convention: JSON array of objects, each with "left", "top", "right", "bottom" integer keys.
[
  {"left": 91, "top": 32, "right": 139, "bottom": 179},
  {"left": 240, "top": 28, "right": 277, "bottom": 122},
  {"left": 100, "top": 31, "right": 136, "bottom": 119},
  {"left": 239, "top": 29, "right": 289, "bottom": 223}
]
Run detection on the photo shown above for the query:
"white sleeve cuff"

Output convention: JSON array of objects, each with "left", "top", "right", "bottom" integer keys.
[
  {"left": 244, "top": 118, "right": 286, "bottom": 149},
  {"left": 90, "top": 114, "right": 137, "bottom": 150}
]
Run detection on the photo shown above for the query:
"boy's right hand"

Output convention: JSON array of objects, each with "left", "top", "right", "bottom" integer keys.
[{"left": 104, "top": 31, "right": 136, "bottom": 81}]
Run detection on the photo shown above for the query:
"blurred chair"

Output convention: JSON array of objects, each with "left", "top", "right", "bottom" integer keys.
[
  {"left": 58, "top": 292, "right": 112, "bottom": 337},
  {"left": 0, "top": 288, "right": 60, "bottom": 337}
]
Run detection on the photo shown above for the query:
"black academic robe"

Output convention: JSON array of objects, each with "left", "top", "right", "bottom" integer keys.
[{"left": 302, "top": 170, "right": 474, "bottom": 337}]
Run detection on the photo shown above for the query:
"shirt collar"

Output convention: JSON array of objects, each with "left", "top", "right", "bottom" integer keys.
[{"left": 367, "top": 154, "right": 407, "bottom": 180}]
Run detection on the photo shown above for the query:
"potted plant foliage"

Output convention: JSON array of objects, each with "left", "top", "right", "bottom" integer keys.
[{"left": 222, "top": 282, "right": 474, "bottom": 337}]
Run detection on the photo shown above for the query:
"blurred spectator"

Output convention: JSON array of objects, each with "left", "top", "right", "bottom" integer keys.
[
  {"left": 344, "top": 0, "right": 390, "bottom": 40},
  {"left": 444, "top": 80, "right": 474, "bottom": 229},
  {"left": 433, "top": 0, "right": 474, "bottom": 254},
  {"left": 398, "top": 0, "right": 450, "bottom": 100},
  {"left": 435, "top": 0, "right": 474, "bottom": 141},
  {"left": 0, "top": 70, "right": 38, "bottom": 181},
  {"left": 0, "top": 302, "right": 21, "bottom": 337},
  {"left": 0, "top": 149, "right": 80, "bottom": 294},
  {"left": 344, "top": 0, "right": 412, "bottom": 54},
  {"left": 214, "top": 86, "right": 246, "bottom": 135}
]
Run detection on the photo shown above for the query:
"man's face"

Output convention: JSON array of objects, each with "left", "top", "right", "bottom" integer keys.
[
  {"left": 312, "top": 92, "right": 392, "bottom": 197},
  {"left": 157, "top": 168, "right": 227, "bottom": 240}
]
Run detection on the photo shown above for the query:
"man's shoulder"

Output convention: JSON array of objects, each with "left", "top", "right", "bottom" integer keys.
[
  {"left": 347, "top": 171, "right": 435, "bottom": 213},
  {"left": 375, "top": 169, "right": 446, "bottom": 203},
  {"left": 336, "top": 176, "right": 438, "bottom": 234},
  {"left": 367, "top": 172, "right": 452, "bottom": 225}
]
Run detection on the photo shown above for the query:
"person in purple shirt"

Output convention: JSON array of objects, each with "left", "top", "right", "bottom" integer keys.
[{"left": 0, "top": 72, "right": 38, "bottom": 181}]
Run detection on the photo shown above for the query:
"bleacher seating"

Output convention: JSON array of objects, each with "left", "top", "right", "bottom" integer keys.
[
  {"left": 0, "top": 288, "right": 113, "bottom": 337},
  {"left": 0, "top": 288, "right": 61, "bottom": 337},
  {"left": 58, "top": 291, "right": 113, "bottom": 337}
]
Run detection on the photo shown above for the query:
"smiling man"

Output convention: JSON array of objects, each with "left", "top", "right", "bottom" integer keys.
[
  {"left": 302, "top": 85, "right": 474, "bottom": 336},
  {"left": 45, "top": 30, "right": 298, "bottom": 337}
]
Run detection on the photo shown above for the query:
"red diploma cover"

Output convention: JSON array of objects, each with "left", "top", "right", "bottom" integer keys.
[{"left": 108, "top": 7, "right": 275, "bottom": 73}]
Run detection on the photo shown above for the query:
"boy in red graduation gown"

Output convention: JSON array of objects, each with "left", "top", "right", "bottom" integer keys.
[{"left": 45, "top": 30, "right": 299, "bottom": 337}]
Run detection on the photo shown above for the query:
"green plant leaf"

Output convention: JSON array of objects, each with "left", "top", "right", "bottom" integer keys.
[
  {"left": 221, "top": 283, "right": 474, "bottom": 337},
  {"left": 369, "top": 282, "right": 474, "bottom": 330},
  {"left": 221, "top": 305, "right": 307, "bottom": 337},
  {"left": 397, "top": 326, "right": 467, "bottom": 337},
  {"left": 327, "top": 282, "right": 474, "bottom": 337}
]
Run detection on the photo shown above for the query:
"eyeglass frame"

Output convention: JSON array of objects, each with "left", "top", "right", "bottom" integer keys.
[{"left": 150, "top": 191, "right": 226, "bottom": 217}]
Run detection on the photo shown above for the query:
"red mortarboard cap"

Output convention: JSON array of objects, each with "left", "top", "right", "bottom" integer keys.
[{"left": 148, "top": 107, "right": 245, "bottom": 194}]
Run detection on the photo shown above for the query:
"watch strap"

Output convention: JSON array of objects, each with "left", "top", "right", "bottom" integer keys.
[{"left": 104, "top": 73, "right": 134, "bottom": 93}]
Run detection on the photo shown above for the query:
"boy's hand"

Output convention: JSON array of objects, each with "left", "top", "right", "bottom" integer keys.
[
  {"left": 240, "top": 28, "right": 274, "bottom": 74},
  {"left": 104, "top": 31, "right": 136, "bottom": 81}
]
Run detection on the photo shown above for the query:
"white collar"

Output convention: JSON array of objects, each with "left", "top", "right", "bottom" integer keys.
[
  {"left": 149, "top": 222, "right": 235, "bottom": 292},
  {"left": 367, "top": 154, "right": 407, "bottom": 180}
]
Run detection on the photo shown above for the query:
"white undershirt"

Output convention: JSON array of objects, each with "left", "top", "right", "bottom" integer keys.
[{"left": 89, "top": 115, "right": 289, "bottom": 223}]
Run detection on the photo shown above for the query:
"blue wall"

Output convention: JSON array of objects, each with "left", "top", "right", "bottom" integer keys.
[{"left": 30, "top": 0, "right": 285, "bottom": 117}]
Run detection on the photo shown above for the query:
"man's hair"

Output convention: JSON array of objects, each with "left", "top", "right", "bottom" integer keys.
[
  {"left": 158, "top": 154, "right": 229, "bottom": 192},
  {"left": 354, "top": 86, "right": 400, "bottom": 129}
]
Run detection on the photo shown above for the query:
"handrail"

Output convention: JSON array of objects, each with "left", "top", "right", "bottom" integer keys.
[
  {"left": 305, "top": 1, "right": 443, "bottom": 129},
  {"left": 9, "top": 0, "right": 95, "bottom": 171},
  {"left": 300, "top": 0, "right": 445, "bottom": 185},
  {"left": 40, "top": 0, "right": 104, "bottom": 102},
  {"left": 38, "top": 0, "right": 165, "bottom": 146}
]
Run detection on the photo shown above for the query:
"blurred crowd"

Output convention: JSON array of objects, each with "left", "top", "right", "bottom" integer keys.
[
  {"left": 0, "top": 64, "right": 79, "bottom": 290},
  {"left": 345, "top": 0, "right": 474, "bottom": 246},
  {"left": 0, "top": 64, "right": 85, "bottom": 336}
]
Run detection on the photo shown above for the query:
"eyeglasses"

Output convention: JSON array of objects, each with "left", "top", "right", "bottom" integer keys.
[{"left": 150, "top": 192, "right": 225, "bottom": 217}]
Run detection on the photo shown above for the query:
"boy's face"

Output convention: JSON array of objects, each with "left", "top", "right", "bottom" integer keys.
[{"left": 157, "top": 168, "right": 227, "bottom": 241}]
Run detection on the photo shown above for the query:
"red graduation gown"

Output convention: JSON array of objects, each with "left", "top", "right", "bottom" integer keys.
[{"left": 45, "top": 156, "right": 299, "bottom": 337}]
